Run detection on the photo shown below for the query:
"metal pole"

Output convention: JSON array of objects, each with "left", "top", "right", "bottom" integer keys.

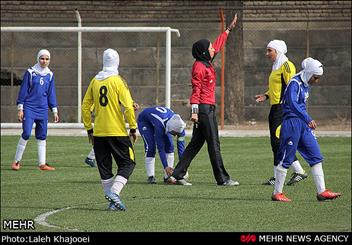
[
  {"left": 220, "top": 9, "right": 225, "bottom": 130},
  {"left": 75, "top": 9, "right": 82, "bottom": 123},
  {"left": 165, "top": 29, "right": 171, "bottom": 108},
  {"left": 1, "top": 26, "right": 180, "bottom": 34},
  {"left": 1, "top": 26, "right": 180, "bottom": 112}
]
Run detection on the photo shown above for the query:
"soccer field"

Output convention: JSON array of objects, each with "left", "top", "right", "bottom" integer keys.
[{"left": 1, "top": 136, "right": 351, "bottom": 232}]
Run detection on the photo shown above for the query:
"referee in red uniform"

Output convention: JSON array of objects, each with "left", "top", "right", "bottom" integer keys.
[{"left": 168, "top": 13, "right": 240, "bottom": 186}]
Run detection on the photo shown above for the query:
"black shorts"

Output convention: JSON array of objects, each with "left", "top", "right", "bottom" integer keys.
[
  {"left": 93, "top": 136, "right": 136, "bottom": 180},
  {"left": 268, "top": 104, "right": 297, "bottom": 165}
]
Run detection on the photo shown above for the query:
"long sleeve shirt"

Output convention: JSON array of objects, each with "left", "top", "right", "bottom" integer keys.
[
  {"left": 282, "top": 74, "right": 312, "bottom": 124},
  {"left": 17, "top": 68, "right": 57, "bottom": 119},
  {"left": 189, "top": 31, "right": 228, "bottom": 105},
  {"left": 265, "top": 60, "right": 296, "bottom": 105},
  {"left": 82, "top": 75, "right": 137, "bottom": 136},
  {"left": 138, "top": 106, "right": 185, "bottom": 168}
]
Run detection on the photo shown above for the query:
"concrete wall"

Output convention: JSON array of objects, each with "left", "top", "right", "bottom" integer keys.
[{"left": 1, "top": 1, "right": 351, "bottom": 123}]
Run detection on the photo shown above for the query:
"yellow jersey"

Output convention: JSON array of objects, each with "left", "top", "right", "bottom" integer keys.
[
  {"left": 265, "top": 61, "right": 296, "bottom": 105},
  {"left": 82, "top": 75, "right": 137, "bottom": 136}
]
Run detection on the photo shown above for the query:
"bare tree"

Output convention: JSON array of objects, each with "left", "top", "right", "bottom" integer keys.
[{"left": 225, "top": 1, "right": 244, "bottom": 124}]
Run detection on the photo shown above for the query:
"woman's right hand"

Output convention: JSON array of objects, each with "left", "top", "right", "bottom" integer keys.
[
  {"left": 190, "top": 113, "right": 198, "bottom": 123},
  {"left": 255, "top": 94, "right": 267, "bottom": 103},
  {"left": 165, "top": 166, "right": 174, "bottom": 177},
  {"left": 17, "top": 110, "right": 24, "bottom": 122}
]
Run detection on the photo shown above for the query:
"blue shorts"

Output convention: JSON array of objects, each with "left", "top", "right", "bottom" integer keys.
[
  {"left": 276, "top": 117, "right": 323, "bottom": 168},
  {"left": 22, "top": 115, "right": 48, "bottom": 140},
  {"left": 138, "top": 120, "right": 174, "bottom": 157}
]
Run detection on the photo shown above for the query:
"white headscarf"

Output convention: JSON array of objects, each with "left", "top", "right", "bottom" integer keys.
[
  {"left": 267, "top": 40, "right": 288, "bottom": 71},
  {"left": 95, "top": 48, "right": 120, "bottom": 80},
  {"left": 165, "top": 114, "right": 186, "bottom": 133},
  {"left": 298, "top": 57, "right": 324, "bottom": 86},
  {"left": 31, "top": 49, "right": 51, "bottom": 76}
]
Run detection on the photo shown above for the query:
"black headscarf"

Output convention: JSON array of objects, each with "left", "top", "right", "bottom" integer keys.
[{"left": 192, "top": 39, "right": 211, "bottom": 67}]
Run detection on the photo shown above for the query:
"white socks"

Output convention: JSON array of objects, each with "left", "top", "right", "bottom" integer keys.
[
  {"left": 165, "top": 153, "right": 175, "bottom": 178},
  {"left": 145, "top": 157, "right": 155, "bottom": 177},
  {"left": 14, "top": 137, "right": 28, "bottom": 162},
  {"left": 111, "top": 175, "right": 128, "bottom": 195},
  {"left": 101, "top": 177, "right": 114, "bottom": 196},
  {"left": 274, "top": 164, "right": 288, "bottom": 194},
  {"left": 291, "top": 160, "right": 305, "bottom": 174},
  {"left": 166, "top": 153, "right": 174, "bottom": 168},
  {"left": 87, "top": 148, "right": 95, "bottom": 159},
  {"left": 102, "top": 175, "right": 128, "bottom": 196},
  {"left": 37, "top": 139, "right": 46, "bottom": 165},
  {"left": 14, "top": 138, "right": 47, "bottom": 166},
  {"left": 311, "top": 162, "right": 325, "bottom": 194},
  {"left": 274, "top": 160, "right": 305, "bottom": 178}
]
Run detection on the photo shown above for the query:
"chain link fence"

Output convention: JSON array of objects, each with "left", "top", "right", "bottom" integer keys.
[{"left": 1, "top": 5, "right": 351, "bottom": 124}]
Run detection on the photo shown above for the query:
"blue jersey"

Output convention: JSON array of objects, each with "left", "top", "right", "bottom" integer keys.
[
  {"left": 138, "top": 106, "right": 185, "bottom": 168},
  {"left": 277, "top": 74, "right": 323, "bottom": 167},
  {"left": 282, "top": 74, "right": 312, "bottom": 124},
  {"left": 17, "top": 68, "right": 57, "bottom": 119}
]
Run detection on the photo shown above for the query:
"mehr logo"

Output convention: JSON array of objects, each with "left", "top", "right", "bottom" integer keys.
[
  {"left": 3, "top": 219, "right": 35, "bottom": 230},
  {"left": 40, "top": 77, "right": 44, "bottom": 85},
  {"left": 240, "top": 234, "right": 256, "bottom": 243}
]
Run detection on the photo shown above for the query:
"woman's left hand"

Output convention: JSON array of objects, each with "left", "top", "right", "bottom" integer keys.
[
  {"left": 53, "top": 113, "right": 60, "bottom": 123},
  {"left": 308, "top": 120, "right": 317, "bottom": 129}
]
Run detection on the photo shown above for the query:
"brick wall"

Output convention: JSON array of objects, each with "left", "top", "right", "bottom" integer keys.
[{"left": 1, "top": 1, "right": 350, "bottom": 23}]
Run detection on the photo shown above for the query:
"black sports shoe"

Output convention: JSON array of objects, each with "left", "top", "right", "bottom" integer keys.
[
  {"left": 85, "top": 157, "right": 96, "bottom": 167},
  {"left": 286, "top": 172, "right": 308, "bottom": 186},
  {"left": 262, "top": 177, "right": 275, "bottom": 185},
  {"left": 147, "top": 176, "right": 157, "bottom": 184}
]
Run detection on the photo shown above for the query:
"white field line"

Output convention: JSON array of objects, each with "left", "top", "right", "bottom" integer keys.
[{"left": 34, "top": 207, "right": 80, "bottom": 231}]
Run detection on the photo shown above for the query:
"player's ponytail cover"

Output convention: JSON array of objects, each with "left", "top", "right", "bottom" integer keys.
[
  {"left": 166, "top": 114, "right": 186, "bottom": 133},
  {"left": 301, "top": 57, "right": 323, "bottom": 76}
]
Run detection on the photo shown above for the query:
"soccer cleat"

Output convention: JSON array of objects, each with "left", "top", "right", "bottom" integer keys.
[
  {"left": 272, "top": 192, "right": 292, "bottom": 202},
  {"left": 107, "top": 202, "right": 117, "bottom": 211},
  {"left": 176, "top": 178, "right": 192, "bottom": 186},
  {"left": 286, "top": 172, "right": 308, "bottom": 186},
  {"left": 107, "top": 201, "right": 126, "bottom": 211},
  {"left": 105, "top": 192, "right": 126, "bottom": 211},
  {"left": 85, "top": 157, "right": 96, "bottom": 167},
  {"left": 262, "top": 177, "right": 275, "bottom": 185},
  {"left": 221, "top": 179, "right": 240, "bottom": 186},
  {"left": 316, "top": 189, "right": 342, "bottom": 201},
  {"left": 147, "top": 176, "right": 157, "bottom": 184},
  {"left": 11, "top": 161, "right": 21, "bottom": 171},
  {"left": 39, "top": 164, "right": 55, "bottom": 171}
]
